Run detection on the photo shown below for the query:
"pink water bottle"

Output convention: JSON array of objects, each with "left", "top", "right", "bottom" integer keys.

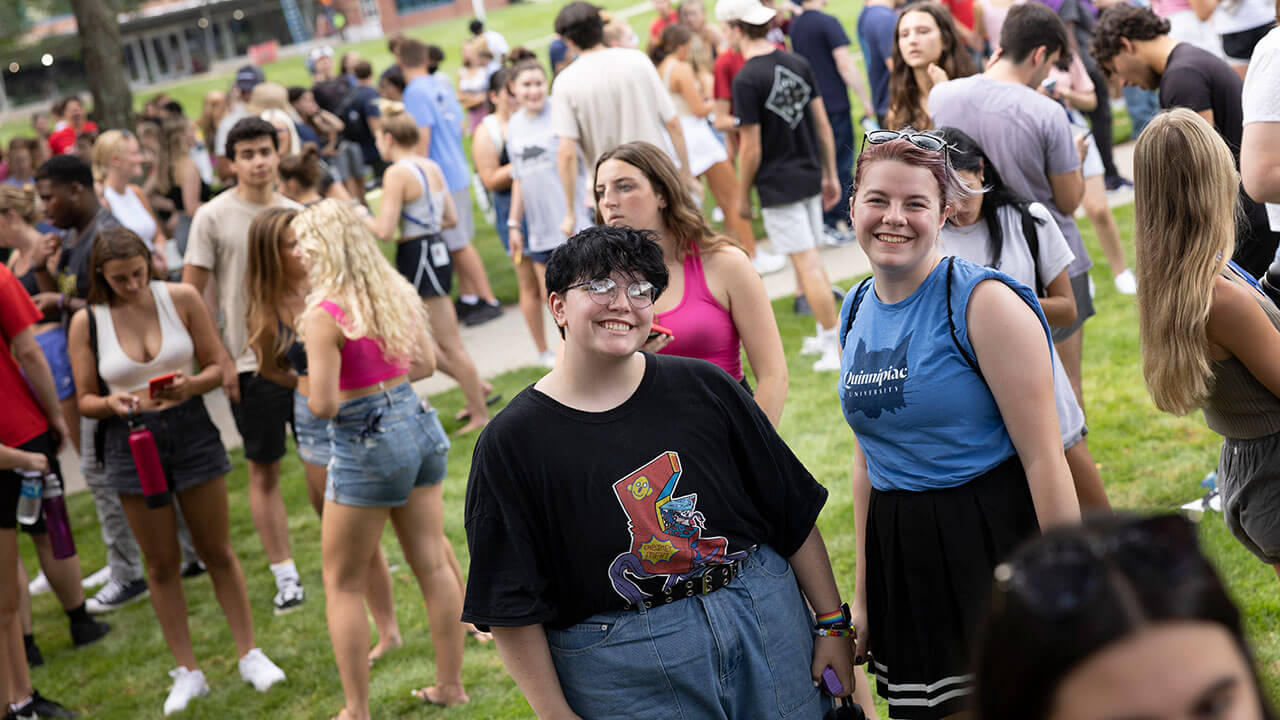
[
  {"left": 41, "top": 474, "right": 76, "bottom": 560},
  {"left": 127, "top": 412, "right": 171, "bottom": 509}
]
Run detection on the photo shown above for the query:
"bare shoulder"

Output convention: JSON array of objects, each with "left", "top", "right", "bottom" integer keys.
[
  {"left": 968, "top": 278, "right": 1040, "bottom": 336},
  {"left": 1208, "top": 274, "right": 1269, "bottom": 340}
]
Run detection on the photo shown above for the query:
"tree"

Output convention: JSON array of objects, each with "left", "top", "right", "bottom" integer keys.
[{"left": 69, "top": 0, "right": 134, "bottom": 130}]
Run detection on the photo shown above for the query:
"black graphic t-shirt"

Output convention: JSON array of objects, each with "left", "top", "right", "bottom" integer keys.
[
  {"left": 462, "top": 353, "right": 827, "bottom": 630},
  {"left": 733, "top": 50, "right": 824, "bottom": 207}
]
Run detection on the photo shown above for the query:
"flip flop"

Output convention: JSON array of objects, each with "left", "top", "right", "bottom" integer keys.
[
  {"left": 412, "top": 687, "right": 469, "bottom": 708},
  {"left": 454, "top": 392, "right": 502, "bottom": 422}
]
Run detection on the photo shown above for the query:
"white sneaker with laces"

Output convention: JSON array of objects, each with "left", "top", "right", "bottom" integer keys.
[
  {"left": 163, "top": 667, "right": 209, "bottom": 716},
  {"left": 81, "top": 565, "right": 111, "bottom": 589},
  {"left": 272, "top": 578, "right": 305, "bottom": 615},
  {"left": 239, "top": 648, "right": 286, "bottom": 692},
  {"left": 28, "top": 571, "right": 50, "bottom": 596},
  {"left": 751, "top": 249, "right": 787, "bottom": 275},
  {"left": 812, "top": 340, "right": 842, "bottom": 372},
  {"left": 1113, "top": 268, "right": 1137, "bottom": 295}
]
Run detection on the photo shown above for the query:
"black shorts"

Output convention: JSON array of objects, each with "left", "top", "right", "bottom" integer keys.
[
  {"left": 229, "top": 372, "right": 293, "bottom": 464},
  {"left": 395, "top": 234, "right": 454, "bottom": 299},
  {"left": 0, "top": 430, "right": 62, "bottom": 532},
  {"left": 103, "top": 396, "right": 233, "bottom": 494},
  {"left": 1050, "top": 272, "right": 1096, "bottom": 343},
  {"left": 1222, "top": 21, "right": 1275, "bottom": 62},
  {"left": 865, "top": 455, "right": 1039, "bottom": 719}
]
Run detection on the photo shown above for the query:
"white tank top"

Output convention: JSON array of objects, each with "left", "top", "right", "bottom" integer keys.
[
  {"left": 92, "top": 282, "right": 195, "bottom": 395},
  {"left": 102, "top": 184, "right": 158, "bottom": 250}
]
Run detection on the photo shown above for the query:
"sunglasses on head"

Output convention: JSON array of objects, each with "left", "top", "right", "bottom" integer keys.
[
  {"left": 860, "top": 129, "right": 948, "bottom": 153},
  {"left": 993, "top": 514, "right": 1204, "bottom": 620}
]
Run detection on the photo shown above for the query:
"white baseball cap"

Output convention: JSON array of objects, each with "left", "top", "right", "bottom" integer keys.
[{"left": 715, "top": 0, "right": 776, "bottom": 24}]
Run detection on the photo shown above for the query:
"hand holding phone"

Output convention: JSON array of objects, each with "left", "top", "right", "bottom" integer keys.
[
  {"left": 643, "top": 323, "right": 675, "bottom": 353},
  {"left": 149, "top": 372, "right": 177, "bottom": 400}
]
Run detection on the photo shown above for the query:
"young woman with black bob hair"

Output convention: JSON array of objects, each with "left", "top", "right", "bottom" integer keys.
[{"left": 973, "top": 513, "right": 1276, "bottom": 720}]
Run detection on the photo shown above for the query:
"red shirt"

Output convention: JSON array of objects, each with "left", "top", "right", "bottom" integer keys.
[
  {"left": 941, "top": 0, "right": 976, "bottom": 30},
  {"left": 714, "top": 49, "right": 746, "bottom": 103},
  {"left": 0, "top": 264, "right": 49, "bottom": 447},
  {"left": 47, "top": 120, "right": 99, "bottom": 156},
  {"left": 649, "top": 11, "right": 680, "bottom": 44}
]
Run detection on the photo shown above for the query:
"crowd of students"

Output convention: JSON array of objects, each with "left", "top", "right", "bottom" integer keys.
[{"left": 0, "top": 0, "right": 1278, "bottom": 716}]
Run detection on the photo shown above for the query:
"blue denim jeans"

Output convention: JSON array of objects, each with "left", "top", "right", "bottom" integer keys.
[
  {"left": 325, "top": 382, "right": 450, "bottom": 508},
  {"left": 293, "top": 391, "right": 331, "bottom": 467},
  {"left": 546, "top": 546, "right": 830, "bottom": 719},
  {"left": 1123, "top": 85, "right": 1160, "bottom": 138},
  {"left": 824, "top": 108, "right": 855, "bottom": 230}
]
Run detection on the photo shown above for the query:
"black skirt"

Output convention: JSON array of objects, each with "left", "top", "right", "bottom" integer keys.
[{"left": 865, "top": 455, "right": 1039, "bottom": 719}]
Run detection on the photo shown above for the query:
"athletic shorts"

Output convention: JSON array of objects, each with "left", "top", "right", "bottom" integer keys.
[
  {"left": 229, "top": 372, "right": 293, "bottom": 464},
  {"left": 761, "top": 195, "right": 823, "bottom": 255},
  {"left": 0, "top": 431, "right": 62, "bottom": 532},
  {"left": 440, "top": 187, "right": 474, "bottom": 252},
  {"left": 1222, "top": 22, "right": 1275, "bottom": 62},
  {"left": 1050, "top": 272, "right": 1096, "bottom": 342},
  {"left": 395, "top": 233, "right": 454, "bottom": 298}
]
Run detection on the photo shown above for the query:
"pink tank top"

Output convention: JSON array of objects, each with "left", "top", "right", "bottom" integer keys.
[
  {"left": 656, "top": 245, "right": 744, "bottom": 380},
  {"left": 319, "top": 301, "right": 409, "bottom": 390}
]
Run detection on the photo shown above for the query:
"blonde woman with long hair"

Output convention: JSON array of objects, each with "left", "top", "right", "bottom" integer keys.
[
  {"left": 293, "top": 200, "right": 468, "bottom": 717},
  {"left": 244, "top": 207, "right": 403, "bottom": 663},
  {"left": 1135, "top": 108, "right": 1280, "bottom": 584},
  {"left": 92, "top": 130, "right": 168, "bottom": 268}
]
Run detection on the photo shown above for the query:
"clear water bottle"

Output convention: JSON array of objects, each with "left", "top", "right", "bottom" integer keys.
[{"left": 16, "top": 471, "right": 42, "bottom": 526}]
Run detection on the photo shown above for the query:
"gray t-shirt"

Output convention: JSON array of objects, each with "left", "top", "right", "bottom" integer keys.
[
  {"left": 509, "top": 104, "right": 572, "bottom": 254},
  {"left": 930, "top": 75, "right": 1091, "bottom": 277}
]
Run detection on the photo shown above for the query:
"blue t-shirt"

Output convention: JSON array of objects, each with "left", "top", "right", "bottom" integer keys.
[
  {"left": 549, "top": 39, "right": 568, "bottom": 74},
  {"left": 403, "top": 74, "right": 470, "bottom": 193},
  {"left": 857, "top": 5, "right": 897, "bottom": 119},
  {"left": 790, "top": 9, "right": 852, "bottom": 114},
  {"left": 838, "top": 258, "right": 1051, "bottom": 492}
]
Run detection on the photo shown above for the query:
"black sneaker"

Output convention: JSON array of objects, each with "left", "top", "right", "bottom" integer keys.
[
  {"left": 1104, "top": 174, "right": 1133, "bottom": 192},
  {"left": 16, "top": 689, "right": 76, "bottom": 718},
  {"left": 793, "top": 295, "right": 812, "bottom": 316},
  {"left": 5, "top": 708, "right": 35, "bottom": 720},
  {"left": 458, "top": 300, "right": 503, "bottom": 327},
  {"left": 24, "top": 637, "right": 43, "bottom": 668},
  {"left": 70, "top": 618, "right": 111, "bottom": 647},
  {"left": 86, "top": 578, "right": 149, "bottom": 614},
  {"left": 180, "top": 560, "right": 206, "bottom": 579}
]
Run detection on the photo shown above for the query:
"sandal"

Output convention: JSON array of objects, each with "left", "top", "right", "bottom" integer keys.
[{"left": 455, "top": 392, "right": 503, "bottom": 422}]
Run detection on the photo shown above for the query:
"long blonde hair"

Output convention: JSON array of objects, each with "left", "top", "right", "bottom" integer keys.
[
  {"left": 90, "top": 129, "right": 131, "bottom": 184},
  {"left": 292, "top": 199, "right": 429, "bottom": 363},
  {"left": 1134, "top": 108, "right": 1240, "bottom": 415}
]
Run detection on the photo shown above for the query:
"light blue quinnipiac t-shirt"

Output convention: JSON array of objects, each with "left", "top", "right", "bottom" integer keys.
[
  {"left": 838, "top": 258, "right": 1052, "bottom": 492},
  {"left": 403, "top": 74, "right": 470, "bottom": 193}
]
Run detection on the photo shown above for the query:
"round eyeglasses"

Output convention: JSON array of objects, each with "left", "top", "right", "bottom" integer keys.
[{"left": 568, "top": 278, "right": 657, "bottom": 308}]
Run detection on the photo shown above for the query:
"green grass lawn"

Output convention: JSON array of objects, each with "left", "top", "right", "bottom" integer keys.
[{"left": 18, "top": 202, "right": 1280, "bottom": 718}]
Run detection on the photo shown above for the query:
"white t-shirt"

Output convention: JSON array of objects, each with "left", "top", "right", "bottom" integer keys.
[
  {"left": 550, "top": 47, "right": 678, "bottom": 169},
  {"left": 183, "top": 189, "right": 302, "bottom": 373},
  {"left": 941, "top": 202, "right": 1085, "bottom": 447},
  {"left": 1212, "top": 0, "right": 1274, "bottom": 35},
  {"left": 1242, "top": 26, "right": 1280, "bottom": 232}
]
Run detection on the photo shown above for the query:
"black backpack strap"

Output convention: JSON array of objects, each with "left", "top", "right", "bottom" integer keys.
[
  {"left": 945, "top": 257, "right": 984, "bottom": 381},
  {"left": 1019, "top": 204, "right": 1046, "bottom": 298},
  {"left": 840, "top": 276, "right": 874, "bottom": 349}
]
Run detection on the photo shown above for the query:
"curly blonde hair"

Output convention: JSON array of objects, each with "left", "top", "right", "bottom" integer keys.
[
  {"left": 1134, "top": 108, "right": 1239, "bottom": 415},
  {"left": 292, "top": 199, "right": 429, "bottom": 363}
]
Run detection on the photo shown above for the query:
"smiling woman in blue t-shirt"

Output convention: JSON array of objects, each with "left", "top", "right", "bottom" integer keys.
[{"left": 840, "top": 130, "right": 1080, "bottom": 719}]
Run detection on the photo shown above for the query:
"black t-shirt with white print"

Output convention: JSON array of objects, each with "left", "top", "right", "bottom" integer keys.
[
  {"left": 462, "top": 352, "right": 827, "bottom": 631},
  {"left": 732, "top": 49, "right": 825, "bottom": 207}
]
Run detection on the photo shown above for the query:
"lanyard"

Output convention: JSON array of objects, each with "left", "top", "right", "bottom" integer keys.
[{"left": 1227, "top": 260, "right": 1264, "bottom": 294}]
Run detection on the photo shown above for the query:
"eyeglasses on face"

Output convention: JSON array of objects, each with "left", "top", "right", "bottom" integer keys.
[
  {"left": 860, "top": 129, "right": 948, "bottom": 153},
  {"left": 568, "top": 277, "right": 657, "bottom": 308}
]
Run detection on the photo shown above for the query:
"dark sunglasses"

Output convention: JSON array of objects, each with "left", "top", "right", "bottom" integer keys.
[
  {"left": 860, "top": 129, "right": 948, "bottom": 153},
  {"left": 994, "top": 514, "right": 1203, "bottom": 620}
]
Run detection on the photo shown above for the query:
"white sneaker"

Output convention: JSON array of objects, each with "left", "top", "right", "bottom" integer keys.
[
  {"left": 81, "top": 565, "right": 111, "bottom": 589},
  {"left": 28, "top": 571, "right": 50, "bottom": 596},
  {"left": 712, "top": 206, "right": 725, "bottom": 223},
  {"left": 272, "top": 578, "right": 305, "bottom": 615},
  {"left": 163, "top": 667, "right": 209, "bottom": 715},
  {"left": 536, "top": 349, "right": 557, "bottom": 368},
  {"left": 800, "top": 334, "right": 826, "bottom": 356},
  {"left": 1113, "top": 268, "right": 1137, "bottom": 295},
  {"left": 239, "top": 648, "right": 286, "bottom": 692},
  {"left": 812, "top": 342, "right": 842, "bottom": 372},
  {"left": 752, "top": 249, "right": 787, "bottom": 275}
]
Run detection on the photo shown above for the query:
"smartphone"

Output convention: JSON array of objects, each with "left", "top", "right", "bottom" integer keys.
[
  {"left": 647, "top": 323, "right": 675, "bottom": 344},
  {"left": 820, "top": 666, "right": 844, "bottom": 696},
  {"left": 149, "top": 372, "right": 176, "bottom": 399}
]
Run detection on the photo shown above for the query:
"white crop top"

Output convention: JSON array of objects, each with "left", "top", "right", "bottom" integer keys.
[
  {"left": 102, "top": 184, "right": 158, "bottom": 250},
  {"left": 92, "top": 281, "right": 194, "bottom": 395}
]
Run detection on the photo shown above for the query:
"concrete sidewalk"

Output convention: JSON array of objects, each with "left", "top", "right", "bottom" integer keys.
[{"left": 55, "top": 140, "right": 1138, "bottom": 493}]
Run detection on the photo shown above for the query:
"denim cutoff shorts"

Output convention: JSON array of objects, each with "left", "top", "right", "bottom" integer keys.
[
  {"left": 545, "top": 545, "right": 830, "bottom": 719},
  {"left": 293, "top": 391, "right": 331, "bottom": 467},
  {"left": 325, "top": 382, "right": 450, "bottom": 508}
]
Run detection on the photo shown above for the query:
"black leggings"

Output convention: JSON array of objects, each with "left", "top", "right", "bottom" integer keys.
[{"left": 1085, "top": 64, "right": 1119, "bottom": 180}]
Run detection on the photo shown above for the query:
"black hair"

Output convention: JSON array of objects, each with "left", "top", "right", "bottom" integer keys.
[
  {"left": 353, "top": 60, "right": 373, "bottom": 80},
  {"left": 545, "top": 225, "right": 670, "bottom": 338},
  {"left": 486, "top": 66, "right": 513, "bottom": 114},
  {"left": 427, "top": 44, "right": 445, "bottom": 74},
  {"left": 937, "top": 127, "right": 1045, "bottom": 293},
  {"left": 381, "top": 65, "right": 406, "bottom": 93},
  {"left": 469, "top": 19, "right": 484, "bottom": 35},
  {"left": 973, "top": 514, "right": 1276, "bottom": 720},
  {"left": 1091, "top": 5, "right": 1172, "bottom": 69},
  {"left": 224, "top": 116, "right": 280, "bottom": 161},
  {"left": 554, "top": 1, "right": 606, "bottom": 50},
  {"left": 35, "top": 154, "right": 94, "bottom": 189},
  {"left": 999, "top": 3, "right": 1071, "bottom": 65},
  {"left": 287, "top": 86, "right": 307, "bottom": 104},
  {"left": 162, "top": 100, "right": 184, "bottom": 117}
]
